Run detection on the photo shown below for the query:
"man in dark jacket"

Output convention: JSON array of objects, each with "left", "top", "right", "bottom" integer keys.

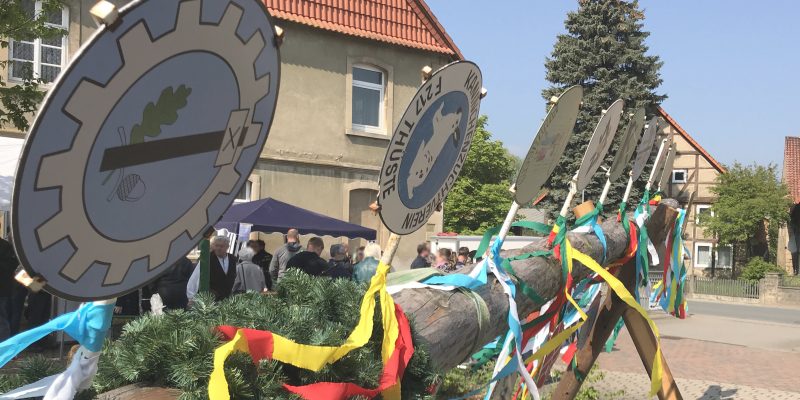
[
  {"left": 325, "top": 244, "right": 353, "bottom": 279},
  {"left": 249, "top": 239, "right": 273, "bottom": 290},
  {"left": 270, "top": 229, "right": 303, "bottom": 285},
  {"left": 287, "top": 237, "right": 328, "bottom": 276},
  {"left": 410, "top": 243, "right": 431, "bottom": 269},
  {"left": 0, "top": 237, "right": 18, "bottom": 340},
  {"left": 152, "top": 256, "right": 194, "bottom": 310},
  {"left": 187, "top": 235, "right": 237, "bottom": 302}
]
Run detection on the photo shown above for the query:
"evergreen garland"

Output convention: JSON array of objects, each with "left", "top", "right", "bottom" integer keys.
[
  {"left": 540, "top": 0, "right": 666, "bottom": 218},
  {"left": 88, "top": 270, "right": 438, "bottom": 399}
]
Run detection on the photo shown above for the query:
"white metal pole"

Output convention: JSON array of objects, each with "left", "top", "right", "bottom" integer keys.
[
  {"left": 645, "top": 139, "right": 669, "bottom": 192},
  {"left": 558, "top": 173, "right": 580, "bottom": 219},
  {"left": 621, "top": 171, "right": 635, "bottom": 203},
  {"left": 598, "top": 170, "right": 612, "bottom": 205}
]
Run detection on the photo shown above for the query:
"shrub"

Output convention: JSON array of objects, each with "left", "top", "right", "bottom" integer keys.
[{"left": 740, "top": 257, "right": 783, "bottom": 281}]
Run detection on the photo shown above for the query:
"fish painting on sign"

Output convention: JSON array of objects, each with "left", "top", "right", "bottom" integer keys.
[
  {"left": 398, "top": 94, "right": 468, "bottom": 207},
  {"left": 378, "top": 61, "right": 482, "bottom": 235},
  {"left": 406, "top": 102, "right": 463, "bottom": 199}
]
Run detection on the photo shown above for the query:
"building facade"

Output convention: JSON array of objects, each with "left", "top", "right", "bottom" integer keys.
[
  {"left": 0, "top": 0, "right": 463, "bottom": 267},
  {"left": 657, "top": 107, "right": 727, "bottom": 275}
]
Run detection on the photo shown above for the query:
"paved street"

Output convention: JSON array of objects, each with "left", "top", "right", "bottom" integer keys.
[
  {"left": 588, "top": 301, "right": 800, "bottom": 399},
  {"left": 687, "top": 300, "right": 800, "bottom": 325}
]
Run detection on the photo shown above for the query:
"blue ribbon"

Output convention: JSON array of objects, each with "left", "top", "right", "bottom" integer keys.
[{"left": 0, "top": 302, "right": 114, "bottom": 368}]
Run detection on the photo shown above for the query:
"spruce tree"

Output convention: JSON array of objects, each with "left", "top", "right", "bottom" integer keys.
[{"left": 540, "top": 0, "right": 666, "bottom": 218}]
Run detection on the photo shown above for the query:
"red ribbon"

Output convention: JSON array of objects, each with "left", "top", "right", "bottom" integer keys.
[
  {"left": 216, "top": 304, "right": 413, "bottom": 400},
  {"left": 284, "top": 305, "right": 414, "bottom": 399}
]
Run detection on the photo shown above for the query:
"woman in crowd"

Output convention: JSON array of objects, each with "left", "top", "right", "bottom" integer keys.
[
  {"left": 232, "top": 247, "right": 269, "bottom": 294},
  {"left": 434, "top": 248, "right": 455, "bottom": 272}
]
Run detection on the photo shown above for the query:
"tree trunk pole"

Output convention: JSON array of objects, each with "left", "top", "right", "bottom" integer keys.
[{"left": 392, "top": 203, "right": 678, "bottom": 372}]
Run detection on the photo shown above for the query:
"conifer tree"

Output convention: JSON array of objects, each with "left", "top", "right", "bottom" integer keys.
[{"left": 541, "top": 0, "right": 666, "bottom": 217}]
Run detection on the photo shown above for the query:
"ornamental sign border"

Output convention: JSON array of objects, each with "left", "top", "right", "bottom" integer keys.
[
  {"left": 378, "top": 61, "right": 483, "bottom": 235},
  {"left": 12, "top": 0, "right": 281, "bottom": 300}
]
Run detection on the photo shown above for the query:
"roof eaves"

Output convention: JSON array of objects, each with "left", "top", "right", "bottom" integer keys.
[
  {"left": 270, "top": 11, "right": 456, "bottom": 55},
  {"left": 657, "top": 106, "right": 726, "bottom": 173},
  {"left": 411, "top": 0, "right": 464, "bottom": 60}
]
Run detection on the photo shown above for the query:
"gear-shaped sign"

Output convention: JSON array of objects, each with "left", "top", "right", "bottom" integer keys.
[{"left": 12, "top": 0, "right": 280, "bottom": 300}]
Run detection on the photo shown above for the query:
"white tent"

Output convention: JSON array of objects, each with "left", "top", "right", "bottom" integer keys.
[{"left": 0, "top": 136, "right": 24, "bottom": 211}]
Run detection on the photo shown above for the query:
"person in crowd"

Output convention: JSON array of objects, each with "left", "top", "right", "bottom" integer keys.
[
  {"left": 455, "top": 247, "right": 471, "bottom": 271},
  {"left": 434, "top": 248, "right": 455, "bottom": 272},
  {"left": 353, "top": 243, "right": 382, "bottom": 283},
  {"left": 232, "top": 247, "right": 269, "bottom": 294},
  {"left": 151, "top": 256, "right": 194, "bottom": 310},
  {"left": 325, "top": 244, "right": 353, "bottom": 279},
  {"left": 0, "top": 237, "right": 18, "bottom": 341},
  {"left": 287, "top": 237, "right": 328, "bottom": 276},
  {"left": 270, "top": 228, "right": 303, "bottom": 285},
  {"left": 248, "top": 239, "right": 273, "bottom": 290},
  {"left": 354, "top": 246, "right": 365, "bottom": 264},
  {"left": 410, "top": 243, "right": 431, "bottom": 269},
  {"left": 187, "top": 235, "right": 238, "bottom": 302}
]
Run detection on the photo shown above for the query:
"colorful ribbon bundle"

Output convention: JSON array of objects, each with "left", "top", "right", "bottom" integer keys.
[
  {"left": 650, "top": 209, "right": 688, "bottom": 318},
  {"left": 0, "top": 301, "right": 115, "bottom": 400},
  {"left": 208, "top": 261, "right": 406, "bottom": 400}
]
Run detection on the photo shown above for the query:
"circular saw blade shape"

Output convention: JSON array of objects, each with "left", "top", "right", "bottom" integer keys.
[
  {"left": 378, "top": 61, "right": 483, "bottom": 235},
  {"left": 630, "top": 116, "right": 660, "bottom": 181},
  {"left": 608, "top": 107, "right": 645, "bottom": 182},
  {"left": 514, "top": 85, "right": 582, "bottom": 205},
  {"left": 12, "top": 0, "right": 281, "bottom": 300},
  {"left": 575, "top": 99, "right": 624, "bottom": 191}
]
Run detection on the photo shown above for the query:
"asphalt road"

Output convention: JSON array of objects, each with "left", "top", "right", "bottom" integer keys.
[{"left": 687, "top": 299, "right": 800, "bottom": 325}]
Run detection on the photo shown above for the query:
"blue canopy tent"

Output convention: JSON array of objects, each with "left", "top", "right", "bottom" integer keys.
[{"left": 216, "top": 197, "right": 377, "bottom": 240}]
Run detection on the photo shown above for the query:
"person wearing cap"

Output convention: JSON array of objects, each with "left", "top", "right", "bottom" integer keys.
[{"left": 325, "top": 243, "right": 353, "bottom": 279}]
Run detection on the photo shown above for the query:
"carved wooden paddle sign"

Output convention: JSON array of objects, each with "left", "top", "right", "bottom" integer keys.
[
  {"left": 12, "top": 0, "right": 281, "bottom": 300},
  {"left": 514, "top": 85, "right": 583, "bottom": 205},
  {"left": 378, "top": 61, "right": 483, "bottom": 235},
  {"left": 575, "top": 99, "right": 624, "bottom": 192}
]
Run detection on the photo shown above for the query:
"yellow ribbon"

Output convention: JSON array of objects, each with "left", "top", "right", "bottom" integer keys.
[
  {"left": 569, "top": 245, "right": 664, "bottom": 397},
  {"left": 209, "top": 262, "right": 400, "bottom": 399},
  {"left": 524, "top": 239, "right": 587, "bottom": 366}
]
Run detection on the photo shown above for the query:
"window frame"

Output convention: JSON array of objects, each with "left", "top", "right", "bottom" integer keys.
[
  {"left": 694, "top": 242, "right": 713, "bottom": 269},
  {"left": 696, "top": 204, "right": 713, "bottom": 224},
  {"left": 350, "top": 64, "right": 385, "bottom": 135},
  {"left": 671, "top": 169, "right": 687, "bottom": 184},
  {"left": 8, "top": 1, "right": 69, "bottom": 85},
  {"left": 715, "top": 245, "right": 733, "bottom": 268},
  {"left": 234, "top": 180, "right": 252, "bottom": 204}
]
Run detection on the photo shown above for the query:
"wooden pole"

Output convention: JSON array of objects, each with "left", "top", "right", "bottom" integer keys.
[{"left": 391, "top": 202, "right": 678, "bottom": 370}]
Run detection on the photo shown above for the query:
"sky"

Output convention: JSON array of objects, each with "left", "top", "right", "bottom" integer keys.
[{"left": 425, "top": 0, "right": 800, "bottom": 168}]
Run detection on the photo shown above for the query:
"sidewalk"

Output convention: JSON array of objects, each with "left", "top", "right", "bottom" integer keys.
[
  {"left": 593, "top": 370, "right": 800, "bottom": 399},
  {"left": 591, "top": 313, "right": 800, "bottom": 399}
]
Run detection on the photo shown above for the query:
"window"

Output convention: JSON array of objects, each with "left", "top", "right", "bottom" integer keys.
[
  {"left": 9, "top": 1, "right": 69, "bottom": 84},
  {"left": 671, "top": 169, "right": 687, "bottom": 183},
  {"left": 717, "top": 246, "right": 732, "bottom": 268},
  {"left": 696, "top": 204, "right": 713, "bottom": 224},
  {"left": 351, "top": 65, "right": 384, "bottom": 134},
  {"left": 695, "top": 243, "right": 712, "bottom": 268},
  {"left": 234, "top": 181, "right": 252, "bottom": 203}
]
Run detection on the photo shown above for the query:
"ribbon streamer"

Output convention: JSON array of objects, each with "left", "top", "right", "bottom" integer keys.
[{"left": 209, "top": 261, "right": 398, "bottom": 399}]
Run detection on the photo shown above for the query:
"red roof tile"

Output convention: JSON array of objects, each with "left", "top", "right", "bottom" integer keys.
[
  {"left": 263, "top": 0, "right": 462, "bottom": 58},
  {"left": 784, "top": 136, "right": 800, "bottom": 203},
  {"left": 657, "top": 107, "right": 726, "bottom": 173}
]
